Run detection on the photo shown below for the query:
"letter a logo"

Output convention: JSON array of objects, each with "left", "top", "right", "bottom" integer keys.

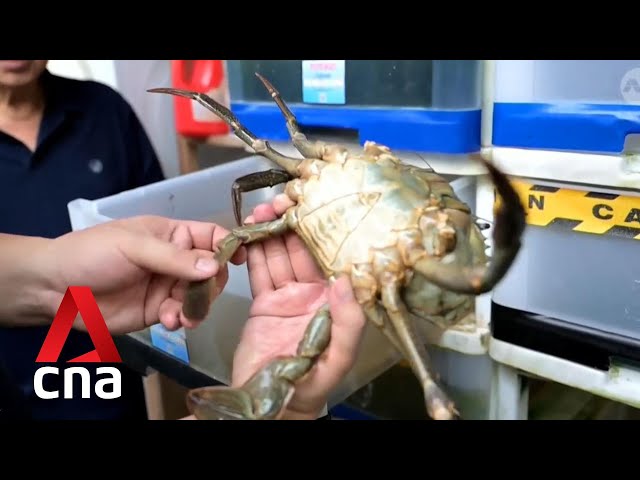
[{"left": 36, "top": 286, "right": 122, "bottom": 363}]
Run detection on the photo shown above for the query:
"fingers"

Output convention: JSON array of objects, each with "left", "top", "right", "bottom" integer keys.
[
  {"left": 251, "top": 199, "right": 323, "bottom": 285},
  {"left": 272, "top": 195, "right": 323, "bottom": 282},
  {"left": 158, "top": 273, "right": 223, "bottom": 330},
  {"left": 253, "top": 204, "right": 296, "bottom": 289},
  {"left": 247, "top": 241, "right": 273, "bottom": 297},
  {"left": 245, "top": 213, "right": 274, "bottom": 296},
  {"left": 273, "top": 194, "right": 295, "bottom": 215},
  {"left": 157, "top": 297, "right": 204, "bottom": 330},
  {"left": 326, "top": 276, "right": 367, "bottom": 369},
  {"left": 283, "top": 233, "right": 324, "bottom": 283},
  {"left": 186, "top": 219, "right": 246, "bottom": 266},
  {"left": 158, "top": 297, "right": 182, "bottom": 330},
  {"left": 121, "top": 232, "right": 221, "bottom": 281},
  {"left": 144, "top": 226, "right": 194, "bottom": 327},
  {"left": 138, "top": 216, "right": 247, "bottom": 266}
]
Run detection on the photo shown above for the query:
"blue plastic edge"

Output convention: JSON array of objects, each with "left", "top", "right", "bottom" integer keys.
[
  {"left": 329, "top": 403, "right": 379, "bottom": 420},
  {"left": 493, "top": 102, "right": 640, "bottom": 154},
  {"left": 230, "top": 102, "right": 481, "bottom": 155},
  {"left": 149, "top": 324, "right": 190, "bottom": 364}
]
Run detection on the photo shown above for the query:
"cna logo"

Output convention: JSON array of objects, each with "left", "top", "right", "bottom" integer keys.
[
  {"left": 34, "top": 286, "right": 122, "bottom": 401},
  {"left": 621, "top": 67, "right": 640, "bottom": 105}
]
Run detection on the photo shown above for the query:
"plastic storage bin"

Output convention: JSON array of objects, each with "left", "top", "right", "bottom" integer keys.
[
  {"left": 67, "top": 155, "right": 479, "bottom": 407},
  {"left": 492, "top": 60, "right": 640, "bottom": 155},
  {"left": 491, "top": 176, "right": 640, "bottom": 359},
  {"left": 225, "top": 60, "right": 483, "bottom": 155}
]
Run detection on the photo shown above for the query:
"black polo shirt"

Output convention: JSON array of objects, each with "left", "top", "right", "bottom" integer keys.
[{"left": 0, "top": 70, "right": 165, "bottom": 420}]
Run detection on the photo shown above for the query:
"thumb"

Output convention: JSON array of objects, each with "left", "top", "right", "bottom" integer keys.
[
  {"left": 327, "top": 276, "right": 367, "bottom": 355},
  {"left": 122, "top": 233, "right": 220, "bottom": 280}
]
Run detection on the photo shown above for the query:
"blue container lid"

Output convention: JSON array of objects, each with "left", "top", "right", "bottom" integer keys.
[
  {"left": 493, "top": 102, "right": 640, "bottom": 154},
  {"left": 232, "top": 102, "right": 481, "bottom": 155}
]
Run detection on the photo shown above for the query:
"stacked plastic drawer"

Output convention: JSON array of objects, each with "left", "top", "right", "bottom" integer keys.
[{"left": 486, "top": 60, "right": 640, "bottom": 415}]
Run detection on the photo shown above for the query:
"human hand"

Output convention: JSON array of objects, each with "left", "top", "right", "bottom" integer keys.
[
  {"left": 230, "top": 195, "right": 367, "bottom": 420},
  {"left": 39, "top": 215, "right": 246, "bottom": 335}
]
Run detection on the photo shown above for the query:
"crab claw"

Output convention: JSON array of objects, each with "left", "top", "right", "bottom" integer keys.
[
  {"left": 185, "top": 350, "right": 311, "bottom": 420},
  {"left": 187, "top": 386, "right": 257, "bottom": 420},
  {"left": 412, "top": 156, "right": 526, "bottom": 295},
  {"left": 186, "top": 372, "right": 295, "bottom": 421},
  {"left": 186, "top": 303, "right": 332, "bottom": 421}
]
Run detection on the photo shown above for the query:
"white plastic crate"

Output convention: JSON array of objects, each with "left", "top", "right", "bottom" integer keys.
[
  {"left": 483, "top": 60, "right": 640, "bottom": 189},
  {"left": 487, "top": 174, "right": 640, "bottom": 408},
  {"left": 493, "top": 60, "right": 640, "bottom": 153},
  {"left": 489, "top": 338, "right": 640, "bottom": 412},
  {"left": 67, "top": 154, "right": 487, "bottom": 407},
  {"left": 493, "top": 176, "right": 640, "bottom": 341}
]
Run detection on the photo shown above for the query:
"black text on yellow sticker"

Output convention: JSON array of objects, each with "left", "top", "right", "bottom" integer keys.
[{"left": 495, "top": 180, "right": 640, "bottom": 240}]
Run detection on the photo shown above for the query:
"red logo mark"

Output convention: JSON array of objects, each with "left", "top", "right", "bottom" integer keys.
[{"left": 36, "top": 286, "right": 122, "bottom": 363}]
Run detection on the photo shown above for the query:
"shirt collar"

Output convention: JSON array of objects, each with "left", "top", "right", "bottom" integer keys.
[
  {"left": 40, "top": 69, "right": 85, "bottom": 114},
  {"left": 0, "top": 70, "right": 86, "bottom": 168}
]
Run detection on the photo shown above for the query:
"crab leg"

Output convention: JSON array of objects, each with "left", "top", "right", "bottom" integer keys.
[
  {"left": 147, "top": 87, "right": 302, "bottom": 176},
  {"left": 412, "top": 157, "right": 526, "bottom": 295},
  {"left": 187, "top": 303, "right": 333, "bottom": 420},
  {"left": 231, "top": 169, "right": 294, "bottom": 226},
  {"left": 380, "top": 280, "right": 458, "bottom": 421},
  {"left": 183, "top": 215, "right": 291, "bottom": 320},
  {"left": 254, "top": 73, "right": 326, "bottom": 159}
]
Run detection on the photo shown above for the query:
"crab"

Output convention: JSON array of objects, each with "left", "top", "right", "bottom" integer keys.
[{"left": 147, "top": 73, "right": 525, "bottom": 421}]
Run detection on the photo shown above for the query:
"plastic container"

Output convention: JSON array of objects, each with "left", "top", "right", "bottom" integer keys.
[
  {"left": 169, "top": 60, "right": 231, "bottom": 138},
  {"left": 492, "top": 176, "right": 640, "bottom": 344},
  {"left": 67, "top": 155, "right": 479, "bottom": 407},
  {"left": 489, "top": 336, "right": 640, "bottom": 412},
  {"left": 225, "top": 60, "right": 483, "bottom": 154},
  {"left": 492, "top": 60, "right": 640, "bottom": 154}
]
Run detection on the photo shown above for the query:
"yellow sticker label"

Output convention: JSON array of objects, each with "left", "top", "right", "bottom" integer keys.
[{"left": 496, "top": 180, "right": 640, "bottom": 240}]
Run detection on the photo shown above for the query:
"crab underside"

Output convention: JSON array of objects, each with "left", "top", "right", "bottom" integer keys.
[{"left": 147, "top": 73, "right": 525, "bottom": 421}]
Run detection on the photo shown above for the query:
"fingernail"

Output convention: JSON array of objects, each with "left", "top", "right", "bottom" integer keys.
[
  {"left": 334, "top": 276, "right": 355, "bottom": 302},
  {"left": 195, "top": 257, "right": 218, "bottom": 274}
]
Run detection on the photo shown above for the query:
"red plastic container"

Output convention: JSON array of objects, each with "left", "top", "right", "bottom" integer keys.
[{"left": 170, "top": 60, "right": 231, "bottom": 138}]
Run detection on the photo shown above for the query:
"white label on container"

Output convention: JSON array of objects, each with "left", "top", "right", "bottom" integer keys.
[{"left": 302, "top": 60, "right": 346, "bottom": 105}]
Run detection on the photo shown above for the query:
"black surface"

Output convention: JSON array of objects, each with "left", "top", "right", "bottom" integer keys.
[
  {"left": 113, "top": 334, "right": 223, "bottom": 390},
  {"left": 491, "top": 302, "right": 640, "bottom": 371},
  {"left": 0, "top": 358, "right": 30, "bottom": 420}
]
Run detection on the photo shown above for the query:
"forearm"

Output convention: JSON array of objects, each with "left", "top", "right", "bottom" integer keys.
[{"left": 0, "top": 233, "right": 58, "bottom": 327}]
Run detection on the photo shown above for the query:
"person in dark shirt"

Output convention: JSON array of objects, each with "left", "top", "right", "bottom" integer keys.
[
  {"left": 0, "top": 209, "right": 365, "bottom": 421},
  {"left": 0, "top": 60, "right": 165, "bottom": 420}
]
